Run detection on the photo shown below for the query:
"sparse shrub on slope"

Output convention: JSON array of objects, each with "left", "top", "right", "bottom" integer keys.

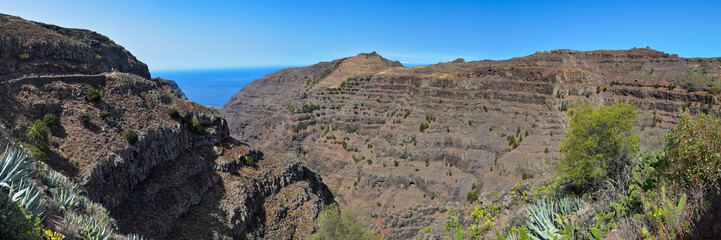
[
  {"left": 165, "top": 107, "right": 180, "bottom": 119},
  {"left": 307, "top": 204, "right": 379, "bottom": 240},
  {"left": 122, "top": 129, "right": 139, "bottom": 144},
  {"left": 187, "top": 117, "right": 205, "bottom": 134},
  {"left": 43, "top": 114, "right": 57, "bottom": 127},
  {"left": 85, "top": 87, "right": 101, "bottom": 102},
  {"left": 556, "top": 102, "right": 638, "bottom": 192}
]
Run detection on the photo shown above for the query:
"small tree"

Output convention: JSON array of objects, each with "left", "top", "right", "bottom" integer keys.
[
  {"left": 556, "top": 102, "right": 638, "bottom": 191},
  {"left": 308, "top": 204, "right": 379, "bottom": 240},
  {"left": 27, "top": 120, "right": 49, "bottom": 147},
  {"left": 664, "top": 114, "right": 721, "bottom": 191}
]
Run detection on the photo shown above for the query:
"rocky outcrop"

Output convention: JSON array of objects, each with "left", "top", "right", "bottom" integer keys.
[
  {"left": 221, "top": 48, "right": 721, "bottom": 239},
  {"left": 0, "top": 14, "right": 150, "bottom": 79},
  {"left": 0, "top": 15, "right": 334, "bottom": 239}
]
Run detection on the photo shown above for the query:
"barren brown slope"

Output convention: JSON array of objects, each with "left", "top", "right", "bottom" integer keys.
[
  {"left": 0, "top": 14, "right": 334, "bottom": 240},
  {"left": 221, "top": 48, "right": 721, "bottom": 239},
  {"left": 0, "top": 13, "right": 149, "bottom": 79}
]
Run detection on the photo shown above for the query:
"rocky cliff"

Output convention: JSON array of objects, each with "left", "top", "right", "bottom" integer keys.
[
  {"left": 0, "top": 13, "right": 150, "bottom": 80},
  {"left": 0, "top": 14, "right": 333, "bottom": 239},
  {"left": 221, "top": 48, "right": 721, "bottom": 239}
]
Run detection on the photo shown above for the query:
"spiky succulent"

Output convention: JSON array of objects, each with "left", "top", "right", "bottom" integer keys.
[
  {"left": 0, "top": 145, "right": 29, "bottom": 187},
  {"left": 525, "top": 196, "right": 582, "bottom": 240},
  {"left": 7, "top": 178, "right": 45, "bottom": 221}
]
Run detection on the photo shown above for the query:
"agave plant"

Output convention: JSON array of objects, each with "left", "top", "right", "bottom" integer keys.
[
  {"left": 126, "top": 234, "right": 147, "bottom": 240},
  {"left": 9, "top": 179, "right": 45, "bottom": 220},
  {"left": 525, "top": 196, "right": 582, "bottom": 240},
  {"left": 53, "top": 186, "right": 77, "bottom": 211},
  {"left": 45, "top": 171, "right": 69, "bottom": 189},
  {"left": 0, "top": 144, "right": 29, "bottom": 187},
  {"left": 525, "top": 199, "right": 560, "bottom": 239}
]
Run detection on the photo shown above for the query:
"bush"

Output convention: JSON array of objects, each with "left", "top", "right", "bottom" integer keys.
[
  {"left": 466, "top": 190, "right": 479, "bottom": 203},
  {"left": 308, "top": 204, "right": 379, "bottom": 240},
  {"left": 43, "top": 114, "right": 57, "bottom": 127},
  {"left": 77, "top": 114, "right": 90, "bottom": 124},
  {"left": 419, "top": 122, "right": 429, "bottom": 132},
  {"left": 99, "top": 110, "right": 110, "bottom": 118},
  {"left": 85, "top": 87, "right": 101, "bottom": 102},
  {"left": 166, "top": 108, "right": 180, "bottom": 118},
  {"left": 556, "top": 102, "right": 638, "bottom": 191},
  {"left": 664, "top": 113, "right": 721, "bottom": 190},
  {"left": 187, "top": 117, "right": 204, "bottom": 134},
  {"left": 122, "top": 129, "right": 139, "bottom": 144}
]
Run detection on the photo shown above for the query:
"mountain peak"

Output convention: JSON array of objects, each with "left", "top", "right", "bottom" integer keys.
[{"left": 312, "top": 52, "right": 402, "bottom": 89}]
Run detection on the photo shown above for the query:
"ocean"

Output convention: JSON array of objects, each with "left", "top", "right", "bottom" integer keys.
[
  {"left": 151, "top": 67, "right": 289, "bottom": 107},
  {"left": 151, "top": 64, "right": 423, "bottom": 108}
]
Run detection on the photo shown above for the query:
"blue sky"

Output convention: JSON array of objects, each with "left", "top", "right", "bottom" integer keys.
[{"left": 4, "top": 0, "right": 720, "bottom": 70}]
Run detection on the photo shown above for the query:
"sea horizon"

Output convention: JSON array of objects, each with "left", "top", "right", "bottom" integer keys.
[
  {"left": 151, "top": 66, "right": 290, "bottom": 107},
  {"left": 151, "top": 63, "right": 425, "bottom": 108}
]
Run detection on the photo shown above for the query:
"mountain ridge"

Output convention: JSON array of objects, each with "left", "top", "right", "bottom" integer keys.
[{"left": 220, "top": 47, "right": 721, "bottom": 239}]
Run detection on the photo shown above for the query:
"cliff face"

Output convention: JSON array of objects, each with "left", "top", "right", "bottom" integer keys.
[
  {"left": 221, "top": 48, "right": 721, "bottom": 239},
  {"left": 0, "top": 14, "right": 150, "bottom": 79},
  {"left": 0, "top": 14, "right": 333, "bottom": 239}
]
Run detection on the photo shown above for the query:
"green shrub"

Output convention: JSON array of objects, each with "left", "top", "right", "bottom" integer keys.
[
  {"left": 122, "top": 129, "right": 139, "bottom": 144},
  {"left": 26, "top": 120, "right": 49, "bottom": 147},
  {"left": 165, "top": 108, "right": 180, "bottom": 118},
  {"left": 77, "top": 114, "right": 91, "bottom": 124},
  {"left": 0, "top": 200, "right": 45, "bottom": 240},
  {"left": 419, "top": 122, "right": 429, "bottom": 132},
  {"left": 292, "top": 121, "right": 315, "bottom": 132},
  {"left": 556, "top": 102, "right": 638, "bottom": 191},
  {"left": 466, "top": 190, "right": 479, "bottom": 203},
  {"left": 85, "top": 87, "right": 101, "bottom": 102},
  {"left": 99, "top": 110, "right": 110, "bottom": 118},
  {"left": 187, "top": 117, "right": 204, "bottom": 134},
  {"left": 308, "top": 204, "right": 379, "bottom": 240},
  {"left": 668, "top": 83, "right": 677, "bottom": 90},
  {"left": 544, "top": 147, "right": 549, "bottom": 153},
  {"left": 43, "top": 114, "right": 57, "bottom": 127},
  {"left": 393, "top": 160, "right": 399, "bottom": 167},
  {"left": 664, "top": 113, "right": 721, "bottom": 190}
]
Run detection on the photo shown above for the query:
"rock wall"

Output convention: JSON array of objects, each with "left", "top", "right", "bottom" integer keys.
[{"left": 0, "top": 14, "right": 150, "bottom": 79}]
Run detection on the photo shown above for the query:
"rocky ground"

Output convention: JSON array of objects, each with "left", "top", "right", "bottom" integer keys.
[
  {"left": 0, "top": 14, "right": 334, "bottom": 239},
  {"left": 221, "top": 48, "right": 721, "bottom": 239}
]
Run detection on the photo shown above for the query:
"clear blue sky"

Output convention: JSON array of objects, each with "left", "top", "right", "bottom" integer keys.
[{"left": 4, "top": 0, "right": 720, "bottom": 70}]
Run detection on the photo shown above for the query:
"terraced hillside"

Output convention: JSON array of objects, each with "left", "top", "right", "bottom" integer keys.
[{"left": 221, "top": 48, "right": 721, "bottom": 239}]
